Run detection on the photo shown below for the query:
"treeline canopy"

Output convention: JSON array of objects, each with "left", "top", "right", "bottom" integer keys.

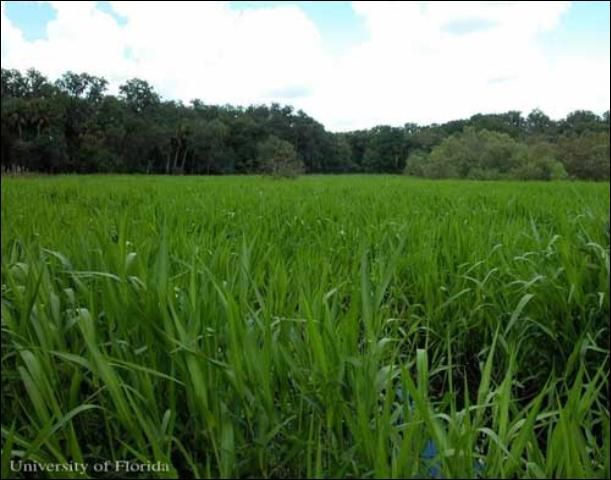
[{"left": 1, "top": 68, "right": 609, "bottom": 179}]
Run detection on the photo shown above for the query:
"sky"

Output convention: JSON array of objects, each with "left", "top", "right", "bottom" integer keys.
[{"left": 1, "top": 1, "right": 609, "bottom": 131}]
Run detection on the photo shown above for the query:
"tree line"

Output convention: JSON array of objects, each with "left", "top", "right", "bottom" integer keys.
[{"left": 1, "top": 68, "right": 609, "bottom": 179}]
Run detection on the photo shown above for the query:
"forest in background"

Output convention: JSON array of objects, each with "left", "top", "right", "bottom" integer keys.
[{"left": 1, "top": 68, "right": 609, "bottom": 180}]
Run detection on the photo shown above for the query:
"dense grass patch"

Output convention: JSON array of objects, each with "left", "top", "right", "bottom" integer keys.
[{"left": 1, "top": 175, "right": 609, "bottom": 478}]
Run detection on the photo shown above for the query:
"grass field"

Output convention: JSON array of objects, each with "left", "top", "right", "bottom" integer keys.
[{"left": 1, "top": 175, "right": 609, "bottom": 478}]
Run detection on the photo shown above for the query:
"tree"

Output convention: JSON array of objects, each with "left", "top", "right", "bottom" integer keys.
[
  {"left": 404, "top": 128, "right": 527, "bottom": 179},
  {"left": 257, "top": 135, "right": 303, "bottom": 178},
  {"left": 557, "top": 132, "right": 610, "bottom": 180},
  {"left": 228, "top": 114, "right": 265, "bottom": 173},
  {"left": 561, "top": 110, "right": 605, "bottom": 135},
  {"left": 469, "top": 111, "right": 524, "bottom": 138},
  {"left": 526, "top": 109, "right": 553, "bottom": 137},
  {"left": 119, "top": 78, "right": 160, "bottom": 114},
  {"left": 1, "top": 67, "right": 609, "bottom": 179},
  {"left": 511, "top": 142, "right": 567, "bottom": 180},
  {"left": 327, "top": 134, "right": 356, "bottom": 172},
  {"left": 361, "top": 126, "right": 406, "bottom": 173},
  {"left": 1, "top": 69, "right": 28, "bottom": 98},
  {"left": 403, "top": 150, "right": 428, "bottom": 177},
  {"left": 195, "top": 119, "right": 233, "bottom": 174}
]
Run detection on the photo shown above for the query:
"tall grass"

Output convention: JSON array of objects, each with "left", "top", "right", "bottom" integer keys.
[{"left": 1, "top": 175, "right": 609, "bottom": 478}]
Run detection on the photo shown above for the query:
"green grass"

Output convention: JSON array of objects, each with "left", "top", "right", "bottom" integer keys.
[{"left": 1, "top": 175, "right": 609, "bottom": 478}]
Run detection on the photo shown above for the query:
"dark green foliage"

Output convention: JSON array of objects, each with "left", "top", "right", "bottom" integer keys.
[
  {"left": 1, "top": 68, "right": 609, "bottom": 179},
  {"left": 361, "top": 125, "right": 406, "bottom": 173}
]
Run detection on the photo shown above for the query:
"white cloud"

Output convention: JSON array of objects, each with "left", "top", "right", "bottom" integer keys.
[
  {"left": 311, "top": 0, "right": 608, "bottom": 130},
  {"left": 1, "top": 1, "right": 329, "bottom": 104},
  {"left": 2, "top": 1, "right": 129, "bottom": 88},
  {"left": 1, "top": 1, "right": 609, "bottom": 130}
]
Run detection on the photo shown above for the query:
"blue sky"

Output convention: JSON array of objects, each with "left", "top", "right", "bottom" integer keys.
[
  {"left": 2, "top": 1, "right": 609, "bottom": 130},
  {"left": 539, "top": 1, "right": 610, "bottom": 57}
]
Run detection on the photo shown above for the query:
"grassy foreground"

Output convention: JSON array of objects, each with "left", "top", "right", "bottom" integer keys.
[{"left": 1, "top": 175, "right": 609, "bottom": 478}]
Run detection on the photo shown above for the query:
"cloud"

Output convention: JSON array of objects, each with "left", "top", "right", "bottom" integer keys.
[
  {"left": 264, "top": 85, "right": 312, "bottom": 100},
  {"left": 308, "top": 1, "right": 609, "bottom": 130},
  {"left": 2, "top": 1, "right": 329, "bottom": 105},
  {"left": 442, "top": 18, "right": 498, "bottom": 36},
  {"left": 2, "top": 1, "right": 129, "bottom": 86},
  {"left": 1, "top": 1, "right": 609, "bottom": 131}
]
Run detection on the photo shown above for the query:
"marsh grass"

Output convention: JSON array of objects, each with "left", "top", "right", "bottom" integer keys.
[{"left": 1, "top": 175, "right": 609, "bottom": 478}]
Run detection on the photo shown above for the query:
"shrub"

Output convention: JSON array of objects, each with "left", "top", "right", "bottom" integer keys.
[{"left": 257, "top": 135, "right": 304, "bottom": 178}]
